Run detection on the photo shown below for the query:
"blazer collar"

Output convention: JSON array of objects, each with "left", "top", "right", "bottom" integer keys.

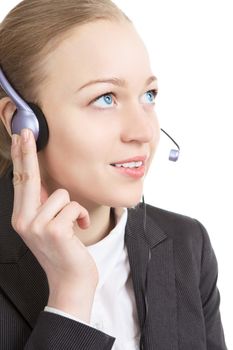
[
  {"left": 126, "top": 203, "right": 167, "bottom": 248},
  {"left": 0, "top": 169, "right": 178, "bottom": 348},
  {"left": 125, "top": 205, "right": 178, "bottom": 348}
]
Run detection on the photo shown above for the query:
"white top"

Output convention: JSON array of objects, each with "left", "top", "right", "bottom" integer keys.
[{"left": 45, "top": 207, "right": 140, "bottom": 349}]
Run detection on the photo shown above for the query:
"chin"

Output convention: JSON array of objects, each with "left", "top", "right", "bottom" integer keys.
[{"left": 106, "top": 192, "right": 142, "bottom": 209}]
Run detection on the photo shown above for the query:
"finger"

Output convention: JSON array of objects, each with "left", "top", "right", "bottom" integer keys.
[
  {"left": 19, "top": 129, "right": 42, "bottom": 219},
  {"left": 32, "top": 193, "right": 89, "bottom": 237},
  {"left": 11, "top": 134, "right": 23, "bottom": 218},
  {"left": 40, "top": 183, "right": 49, "bottom": 205},
  {"left": 52, "top": 201, "right": 90, "bottom": 231},
  {"left": 30, "top": 189, "right": 71, "bottom": 231},
  {"left": 76, "top": 211, "right": 90, "bottom": 230}
]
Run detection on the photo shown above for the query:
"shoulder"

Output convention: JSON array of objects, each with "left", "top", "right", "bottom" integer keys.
[
  {"left": 145, "top": 204, "right": 218, "bottom": 295},
  {"left": 131, "top": 203, "right": 216, "bottom": 272},
  {"left": 145, "top": 203, "right": 209, "bottom": 247}
]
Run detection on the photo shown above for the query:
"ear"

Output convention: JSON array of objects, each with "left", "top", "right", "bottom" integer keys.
[{"left": 0, "top": 97, "right": 17, "bottom": 136}]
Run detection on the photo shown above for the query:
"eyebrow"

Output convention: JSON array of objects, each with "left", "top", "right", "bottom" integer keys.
[{"left": 77, "top": 75, "right": 157, "bottom": 92}]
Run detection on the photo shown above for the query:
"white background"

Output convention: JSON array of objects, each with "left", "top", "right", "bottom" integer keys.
[{"left": 1, "top": 1, "right": 232, "bottom": 347}]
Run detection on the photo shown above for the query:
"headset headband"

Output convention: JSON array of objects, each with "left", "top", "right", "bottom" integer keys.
[{"left": 0, "top": 67, "right": 32, "bottom": 112}]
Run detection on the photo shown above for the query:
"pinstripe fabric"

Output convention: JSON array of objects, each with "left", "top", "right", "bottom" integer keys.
[{"left": 0, "top": 168, "right": 227, "bottom": 349}]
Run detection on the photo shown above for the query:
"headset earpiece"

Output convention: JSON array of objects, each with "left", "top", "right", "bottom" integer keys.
[
  {"left": 27, "top": 103, "right": 49, "bottom": 152},
  {"left": 0, "top": 67, "right": 49, "bottom": 152},
  {"left": 10, "top": 101, "right": 49, "bottom": 152}
]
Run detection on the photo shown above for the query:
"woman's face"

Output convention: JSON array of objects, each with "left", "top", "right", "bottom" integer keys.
[{"left": 37, "top": 19, "right": 160, "bottom": 210}]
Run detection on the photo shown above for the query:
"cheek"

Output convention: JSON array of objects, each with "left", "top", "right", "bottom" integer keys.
[
  {"left": 150, "top": 115, "right": 160, "bottom": 147},
  {"left": 44, "top": 114, "right": 115, "bottom": 168},
  {"left": 147, "top": 117, "right": 160, "bottom": 169}
]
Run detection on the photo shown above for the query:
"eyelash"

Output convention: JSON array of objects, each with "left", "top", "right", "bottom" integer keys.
[
  {"left": 90, "top": 92, "right": 115, "bottom": 107},
  {"left": 91, "top": 89, "right": 158, "bottom": 108},
  {"left": 144, "top": 89, "right": 158, "bottom": 101}
]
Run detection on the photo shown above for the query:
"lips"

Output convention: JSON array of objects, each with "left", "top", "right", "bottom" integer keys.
[{"left": 110, "top": 155, "right": 147, "bottom": 166}]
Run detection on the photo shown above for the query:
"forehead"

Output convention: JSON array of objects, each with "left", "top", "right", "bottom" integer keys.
[{"left": 43, "top": 20, "right": 152, "bottom": 89}]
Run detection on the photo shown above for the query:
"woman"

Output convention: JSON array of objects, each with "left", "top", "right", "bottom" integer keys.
[{"left": 0, "top": 0, "right": 227, "bottom": 349}]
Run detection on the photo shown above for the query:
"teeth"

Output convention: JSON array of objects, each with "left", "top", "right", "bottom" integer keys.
[{"left": 114, "top": 161, "right": 143, "bottom": 168}]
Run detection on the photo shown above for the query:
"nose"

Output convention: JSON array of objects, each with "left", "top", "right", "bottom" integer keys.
[{"left": 120, "top": 103, "right": 158, "bottom": 143}]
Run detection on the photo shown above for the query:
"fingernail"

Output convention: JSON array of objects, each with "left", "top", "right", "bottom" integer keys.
[
  {"left": 12, "top": 134, "right": 18, "bottom": 146},
  {"left": 21, "top": 129, "right": 29, "bottom": 142}
]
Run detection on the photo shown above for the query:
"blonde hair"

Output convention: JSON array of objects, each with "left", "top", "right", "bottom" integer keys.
[{"left": 0, "top": 0, "right": 129, "bottom": 177}]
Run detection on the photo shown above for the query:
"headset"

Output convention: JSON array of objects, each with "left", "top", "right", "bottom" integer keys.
[{"left": 0, "top": 66, "right": 180, "bottom": 159}]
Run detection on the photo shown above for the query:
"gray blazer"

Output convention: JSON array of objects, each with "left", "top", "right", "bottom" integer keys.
[{"left": 0, "top": 167, "right": 227, "bottom": 349}]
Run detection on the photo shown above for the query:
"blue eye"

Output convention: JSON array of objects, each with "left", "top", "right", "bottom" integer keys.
[
  {"left": 93, "top": 93, "right": 114, "bottom": 108},
  {"left": 142, "top": 90, "right": 157, "bottom": 104}
]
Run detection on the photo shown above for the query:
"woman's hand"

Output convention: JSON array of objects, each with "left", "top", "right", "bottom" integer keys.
[{"left": 10, "top": 128, "right": 98, "bottom": 322}]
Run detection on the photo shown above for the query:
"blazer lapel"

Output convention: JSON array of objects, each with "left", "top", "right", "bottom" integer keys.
[
  {"left": 0, "top": 167, "right": 49, "bottom": 328},
  {"left": 125, "top": 205, "right": 178, "bottom": 349}
]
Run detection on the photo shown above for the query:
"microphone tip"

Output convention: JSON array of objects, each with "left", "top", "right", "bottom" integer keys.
[{"left": 169, "top": 149, "right": 179, "bottom": 162}]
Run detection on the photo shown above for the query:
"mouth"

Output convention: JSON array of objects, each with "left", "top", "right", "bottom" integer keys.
[
  {"left": 110, "top": 161, "right": 146, "bottom": 179},
  {"left": 110, "top": 160, "right": 144, "bottom": 169},
  {"left": 110, "top": 155, "right": 147, "bottom": 167}
]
